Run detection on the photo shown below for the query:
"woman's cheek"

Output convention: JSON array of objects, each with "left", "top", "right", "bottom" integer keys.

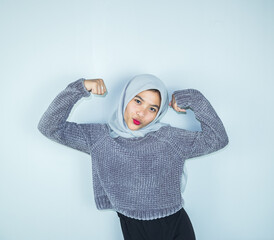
[{"left": 148, "top": 113, "right": 156, "bottom": 123}]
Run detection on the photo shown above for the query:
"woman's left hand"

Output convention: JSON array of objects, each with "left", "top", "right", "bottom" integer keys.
[{"left": 169, "top": 94, "right": 186, "bottom": 112}]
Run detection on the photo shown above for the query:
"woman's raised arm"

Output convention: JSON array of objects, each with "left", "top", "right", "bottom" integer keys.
[
  {"left": 37, "top": 78, "right": 107, "bottom": 154},
  {"left": 168, "top": 89, "right": 229, "bottom": 159}
]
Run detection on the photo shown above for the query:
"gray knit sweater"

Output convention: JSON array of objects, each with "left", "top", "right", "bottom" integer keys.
[{"left": 37, "top": 78, "right": 229, "bottom": 220}]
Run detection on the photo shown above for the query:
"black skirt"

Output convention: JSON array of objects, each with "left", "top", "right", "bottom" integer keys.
[{"left": 117, "top": 208, "right": 196, "bottom": 240}]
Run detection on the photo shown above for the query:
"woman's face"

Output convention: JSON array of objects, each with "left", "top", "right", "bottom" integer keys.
[{"left": 124, "top": 90, "right": 161, "bottom": 131}]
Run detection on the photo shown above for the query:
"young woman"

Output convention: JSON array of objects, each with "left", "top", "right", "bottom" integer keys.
[{"left": 38, "top": 74, "right": 229, "bottom": 240}]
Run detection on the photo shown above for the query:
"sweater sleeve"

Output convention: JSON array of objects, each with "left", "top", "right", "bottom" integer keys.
[
  {"left": 37, "top": 78, "right": 106, "bottom": 155},
  {"left": 168, "top": 89, "right": 229, "bottom": 159}
]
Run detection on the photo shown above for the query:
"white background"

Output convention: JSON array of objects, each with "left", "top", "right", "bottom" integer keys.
[{"left": 1, "top": 0, "right": 273, "bottom": 239}]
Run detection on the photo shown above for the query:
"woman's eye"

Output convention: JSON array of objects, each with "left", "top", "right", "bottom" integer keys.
[
  {"left": 135, "top": 99, "right": 141, "bottom": 104},
  {"left": 150, "top": 108, "right": 156, "bottom": 112}
]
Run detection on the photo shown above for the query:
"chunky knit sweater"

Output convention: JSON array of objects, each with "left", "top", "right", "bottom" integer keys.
[{"left": 37, "top": 78, "right": 229, "bottom": 220}]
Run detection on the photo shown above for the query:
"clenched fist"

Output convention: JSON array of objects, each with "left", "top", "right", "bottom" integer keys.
[
  {"left": 84, "top": 78, "right": 107, "bottom": 95},
  {"left": 169, "top": 94, "right": 186, "bottom": 112}
]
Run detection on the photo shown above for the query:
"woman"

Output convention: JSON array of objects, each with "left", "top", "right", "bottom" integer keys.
[{"left": 38, "top": 74, "right": 229, "bottom": 240}]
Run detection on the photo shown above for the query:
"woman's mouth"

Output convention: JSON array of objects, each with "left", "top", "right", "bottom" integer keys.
[{"left": 133, "top": 119, "right": 141, "bottom": 125}]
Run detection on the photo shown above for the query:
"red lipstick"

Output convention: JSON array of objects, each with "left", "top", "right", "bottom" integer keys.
[{"left": 133, "top": 119, "right": 141, "bottom": 125}]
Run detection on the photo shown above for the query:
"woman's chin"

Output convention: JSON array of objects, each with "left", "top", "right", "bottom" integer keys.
[{"left": 128, "top": 124, "right": 142, "bottom": 131}]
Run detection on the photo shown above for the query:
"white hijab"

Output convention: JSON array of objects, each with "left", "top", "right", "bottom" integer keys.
[{"left": 108, "top": 74, "right": 169, "bottom": 138}]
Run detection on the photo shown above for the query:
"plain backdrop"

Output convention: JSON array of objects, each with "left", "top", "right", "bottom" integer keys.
[{"left": 1, "top": 0, "right": 274, "bottom": 239}]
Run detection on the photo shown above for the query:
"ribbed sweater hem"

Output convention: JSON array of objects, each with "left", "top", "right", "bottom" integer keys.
[
  {"left": 115, "top": 203, "right": 184, "bottom": 220},
  {"left": 95, "top": 195, "right": 113, "bottom": 209},
  {"left": 95, "top": 195, "right": 184, "bottom": 220}
]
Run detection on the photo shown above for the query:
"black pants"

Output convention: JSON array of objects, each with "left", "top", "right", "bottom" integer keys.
[{"left": 117, "top": 208, "right": 196, "bottom": 240}]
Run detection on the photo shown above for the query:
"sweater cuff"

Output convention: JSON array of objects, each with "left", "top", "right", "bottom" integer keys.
[
  {"left": 67, "top": 78, "right": 91, "bottom": 97},
  {"left": 172, "top": 89, "right": 199, "bottom": 109}
]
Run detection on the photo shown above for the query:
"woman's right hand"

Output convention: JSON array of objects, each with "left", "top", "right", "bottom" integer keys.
[{"left": 84, "top": 78, "right": 107, "bottom": 95}]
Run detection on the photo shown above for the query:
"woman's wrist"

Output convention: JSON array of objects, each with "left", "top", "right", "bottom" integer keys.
[
  {"left": 84, "top": 79, "right": 90, "bottom": 92},
  {"left": 84, "top": 80, "right": 92, "bottom": 92}
]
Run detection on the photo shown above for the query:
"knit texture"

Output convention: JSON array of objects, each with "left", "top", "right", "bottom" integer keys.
[{"left": 37, "top": 78, "right": 229, "bottom": 220}]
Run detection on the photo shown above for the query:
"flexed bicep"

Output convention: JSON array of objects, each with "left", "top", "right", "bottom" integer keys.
[{"left": 167, "top": 89, "right": 229, "bottom": 159}]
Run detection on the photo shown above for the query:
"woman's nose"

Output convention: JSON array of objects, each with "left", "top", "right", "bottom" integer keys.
[{"left": 136, "top": 109, "right": 145, "bottom": 117}]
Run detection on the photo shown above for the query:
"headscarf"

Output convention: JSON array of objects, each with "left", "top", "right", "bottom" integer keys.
[{"left": 108, "top": 74, "right": 169, "bottom": 138}]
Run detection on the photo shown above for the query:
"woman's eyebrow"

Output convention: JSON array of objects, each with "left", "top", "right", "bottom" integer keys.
[{"left": 135, "top": 95, "right": 160, "bottom": 110}]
